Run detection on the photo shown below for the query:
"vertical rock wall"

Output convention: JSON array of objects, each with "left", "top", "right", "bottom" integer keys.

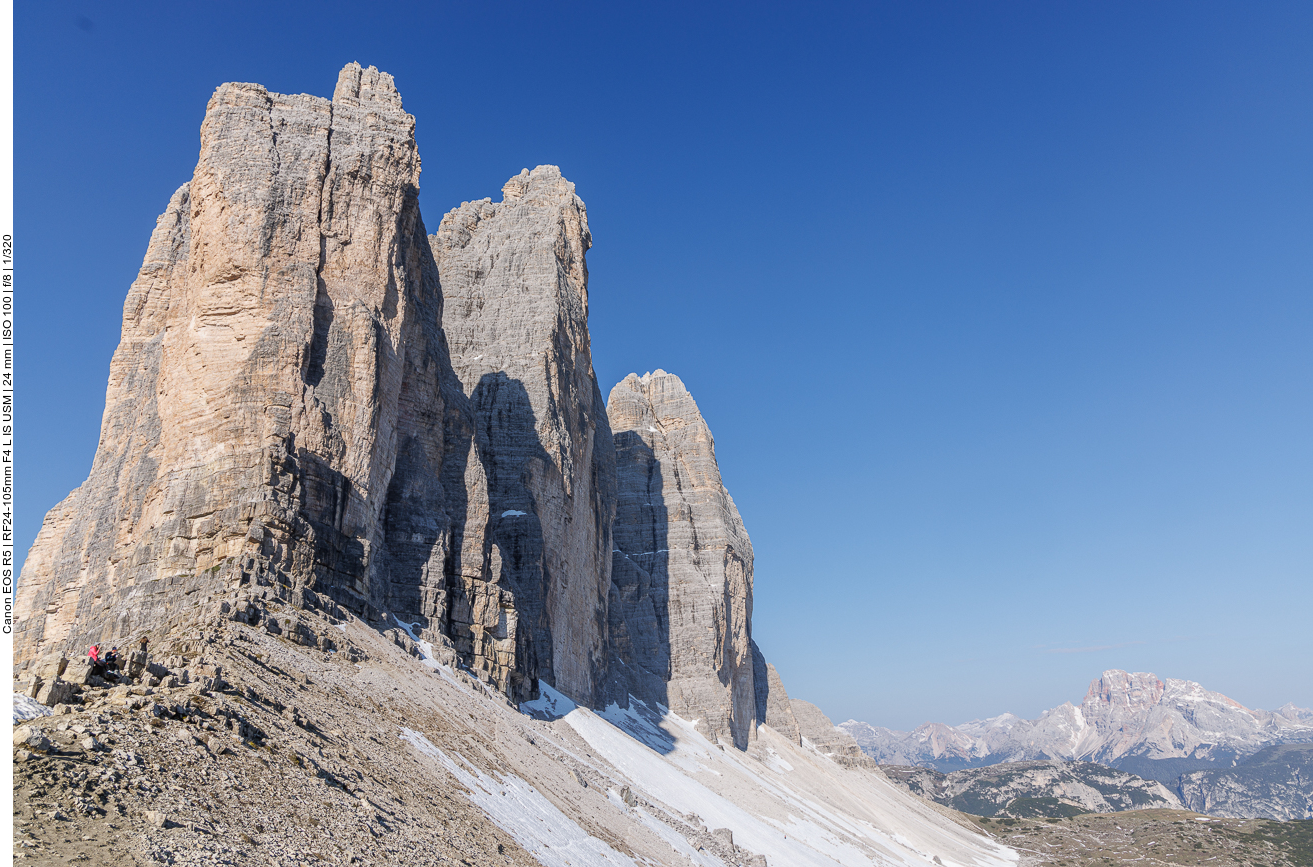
[
  {"left": 431, "top": 167, "right": 617, "bottom": 706},
  {"left": 16, "top": 64, "right": 454, "bottom": 662},
  {"left": 605, "top": 371, "right": 757, "bottom": 748},
  {"left": 15, "top": 66, "right": 781, "bottom": 738}
]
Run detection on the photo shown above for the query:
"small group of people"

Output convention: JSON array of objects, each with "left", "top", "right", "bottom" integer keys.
[
  {"left": 87, "top": 643, "right": 121, "bottom": 680},
  {"left": 86, "top": 636, "right": 148, "bottom": 681}
]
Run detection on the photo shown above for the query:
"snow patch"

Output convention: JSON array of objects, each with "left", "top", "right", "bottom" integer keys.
[
  {"left": 502, "top": 510, "right": 529, "bottom": 518},
  {"left": 399, "top": 728, "right": 638, "bottom": 867},
  {"left": 557, "top": 686, "right": 1015, "bottom": 867},
  {"left": 763, "top": 746, "right": 795, "bottom": 774},
  {"left": 13, "top": 694, "right": 50, "bottom": 724},
  {"left": 387, "top": 614, "right": 480, "bottom": 694},
  {"left": 387, "top": 614, "right": 443, "bottom": 672},
  {"left": 519, "top": 680, "right": 579, "bottom": 721}
]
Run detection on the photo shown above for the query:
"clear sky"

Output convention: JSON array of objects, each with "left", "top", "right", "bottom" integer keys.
[{"left": 16, "top": 2, "right": 1312, "bottom": 731}]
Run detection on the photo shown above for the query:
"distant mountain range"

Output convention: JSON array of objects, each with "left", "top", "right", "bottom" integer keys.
[
  {"left": 880, "top": 760, "right": 1183, "bottom": 819},
  {"left": 841, "top": 670, "right": 1313, "bottom": 784}
]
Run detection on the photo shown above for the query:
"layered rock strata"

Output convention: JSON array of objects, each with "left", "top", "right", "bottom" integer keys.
[
  {"left": 604, "top": 371, "right": 756, "bottom": 748},
  {"left": 430, "top": 166, "right": 617, "bottom": 706},
  {"left": 18, "top": 65, "right": 799, "bottom": 745},
  {"left": 17, "top": 64, "right": 457, "bottom": 664}
]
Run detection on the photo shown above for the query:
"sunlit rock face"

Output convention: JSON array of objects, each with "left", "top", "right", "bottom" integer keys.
[
  {"left": 16, "top": 63, "right": 456, "bottom": 663},
  {"left": 605, "top": 370, "right": 757, "bottom": 749}
]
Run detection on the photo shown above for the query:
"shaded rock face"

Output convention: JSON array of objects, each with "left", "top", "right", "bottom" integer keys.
[
  {"left": 605, "top": 371, "right": 756, "bottom": 748},
  {"left": 431, "top": 167, "right": 617, "bottom": 707},
  {"left": 17, "top": 64, "right": 455, "bottom": 662},
  {"left": 751, "top": 644, "right": 801, "bottom": 742}
]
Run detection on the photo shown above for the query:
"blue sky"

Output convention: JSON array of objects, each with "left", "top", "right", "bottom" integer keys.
[{"left": 16, "top": 2, "right": 1312, "bottom": 730}]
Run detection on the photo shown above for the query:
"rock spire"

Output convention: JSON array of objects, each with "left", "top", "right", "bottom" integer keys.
[
  {"left": 430, "top": 166, "right": 617, "bottom": 706},
  {"left": 605, "top": 370, "right": 757, "bottom": 748},
  {"left": 15, "top": 66, "right": 789, "bottom": 754},
  {"left": 16, "top": 63, "right": 454, "bottom": 661}
]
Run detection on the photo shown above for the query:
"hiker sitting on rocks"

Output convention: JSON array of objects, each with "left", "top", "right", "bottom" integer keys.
[
  {"left": 104, "top": 647, "right": 122, "bottom": 679},
  {"left": 88, "top": 644, "right": 105, "bottom": 677}
]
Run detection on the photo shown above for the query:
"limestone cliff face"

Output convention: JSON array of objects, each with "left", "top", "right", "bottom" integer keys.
[
  {"left": 430, "top": 167, "right": 617, "bottom": 707},
  {"left": 17, "top": 66, "right": 779, "bottom": 735},
  {"left": 17, "top": 64, "right": 455, "bottom": 663},
  {"left": 605, "top": 371, "right": 756, "bottom": 748}
]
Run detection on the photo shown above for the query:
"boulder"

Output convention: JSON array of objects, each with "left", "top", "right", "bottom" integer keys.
[
  {"left": 62, "top": 660, "right": 94, "bottom": 686},
  {"left": 32, "top": 652, "right": 67, "bottom": 681},
  {"left": 35, "top": 678, "right": 76, "bottom": 708},
  {"left": 13, "top": 726, "right": 52, "bottom": 752}
]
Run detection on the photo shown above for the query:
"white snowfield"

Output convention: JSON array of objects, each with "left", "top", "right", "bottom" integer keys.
[
  {"left": 13, "top": 693, "right": 52, "bottom": 724},
  {"left": 401, "top": 727, "right": 641, "bottom": 867},
  {"left": 393, "top": 654, "right": 1015, "bottom": 867}
]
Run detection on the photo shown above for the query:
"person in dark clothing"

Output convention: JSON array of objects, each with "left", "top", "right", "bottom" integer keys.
[{"left": 104, "top": 647, "right": 121, "bottom": 679}]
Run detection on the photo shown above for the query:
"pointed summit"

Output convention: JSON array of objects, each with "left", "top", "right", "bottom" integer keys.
[{"left": 332, "top": 61, "right": 404, "bottom": 109}]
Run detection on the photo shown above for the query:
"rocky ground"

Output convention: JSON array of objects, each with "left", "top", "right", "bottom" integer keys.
[
  {"left": 12, "top": 608, "right": 546, "bottom": 866},
  {"left": 16, "top": 603, "right": 1307, "bottom": 867},
  {"left": 966, "top": 809, "right": 1313, "bottom": 867}
]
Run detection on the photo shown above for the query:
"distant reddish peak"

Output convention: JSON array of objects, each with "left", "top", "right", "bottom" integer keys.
[{"left": 1083, "top": 670, "right": 1166, "bottom": 709}]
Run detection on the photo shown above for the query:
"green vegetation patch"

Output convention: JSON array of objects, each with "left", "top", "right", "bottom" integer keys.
[
  {"left": 1211, "top": 819, "right": 1313, "bottom": 867},
  {"left": 1004, "top": 797, "right": 1089, "bottom": 819},
  {"left": 948, "top": 791, "right": 1007, "bottom": 817}
]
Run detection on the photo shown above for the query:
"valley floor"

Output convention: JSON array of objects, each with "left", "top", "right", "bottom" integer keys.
[{"left": 966, "top": 810, "right": 1312, "bottom": 867}]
